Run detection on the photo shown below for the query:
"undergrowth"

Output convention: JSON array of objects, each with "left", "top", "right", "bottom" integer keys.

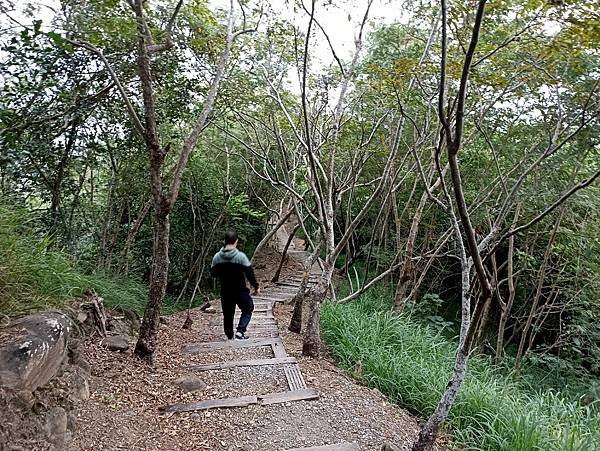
[
  {"left": 321, "top": 286, "right": 599, "bottom": 450},
  {"left": 0, "top": 202, "right": 179, "bottom": 317}
]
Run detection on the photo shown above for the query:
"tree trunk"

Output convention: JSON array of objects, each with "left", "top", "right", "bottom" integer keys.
[
  {"left": 119, "top": 199, "right": 152, "bottom": 274},
  {"left": 495, "top": 205, "right": 520, "bottom": 361},
  {"left": 289, "top": 244, "right": 320, "bottom": 333},
  {"left": 251, "top": 208, "right": 293, "bottom": 264},
  {"left": 134, "top": 209, "right": 170, "bottom": 360},
  {"left": 302, "top": 281, "right": 328, "bottom": 357},
  {"left": 473, "top": 295, "right": 492, "bottom": 348},
  {"left": 413, "top": 2, "right": 488, "bottom": 447},
  {"left": 288, "top": 278, "right": 307, "bottom": 334},
  {"left": 272, "top": 223, "right": 299, "bottom": 283},
  {"left": 515, "top": 207, "right": 563, "bottom": 369},
  {"left": 393, "top": 192, "right": 428, "bottom": 312},
  {"left": 412, "top": 348, "right": 468, "bottom": 451},
  {"left": 302, "top": 261, "right": 332, "bottom": 357}
]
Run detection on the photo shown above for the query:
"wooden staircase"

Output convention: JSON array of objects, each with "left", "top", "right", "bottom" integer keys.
[{"left": 160, "top": 276, "right": 319, "bottom": 413}]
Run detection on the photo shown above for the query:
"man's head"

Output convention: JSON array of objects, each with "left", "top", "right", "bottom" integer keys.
[{"left": 224, "top": 230, "right": 238, "bottom": 247}]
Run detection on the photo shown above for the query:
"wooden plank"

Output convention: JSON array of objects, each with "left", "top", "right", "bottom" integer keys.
[
  {"left": 270, "top": 338, "right": 288, "bottom": 358},
  {"left": 242, "top": 332, "right": 279, "bottom": 338},
  {"left": 210, "top": 313, "right": 275, "bottom": 320},
  {"left": 246, "top": 329, "right": 279, "bottom": 334},
  {"left": 160, "top": 395, "right": 258, "bottom": 413},
  {"left": 285, "top": 443, "right": 360, "bottom": 451},
  {"left": 183, "top": 338, "right": 276, "bottom": 353},
  {"left": 209, "top": 320, "right": 277, "bottom": 328},
  {"left": 259, "top": 388, "right": 319, "bottom": 405},
  {"left": 209, "top": 314, "right": 276, "bottom": 322},
  {"left": 277, "top": 281, "right": 318, "bottom": 288},
  {"left": 213, "top": 306, "right": 271, "bottom": 313},
  {"left": 284, "top": 364, "right": 307, "bottom": 391},
  {"left": 253, "top": 295, "right": 287, "bottom": 302},
  {"left": 268, "top": 285, "right": 298, "bottom": 291},
  {"left": 275, "top": 282, "right": 301, "bottom": 288},
  {"left": 188, "top": 356, "right": 297, "bottom": 371}
]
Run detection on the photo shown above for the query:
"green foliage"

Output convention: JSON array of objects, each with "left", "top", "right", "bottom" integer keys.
[
  {"left": 225, "top": 193, "right": 265, "bottom": 222},
  {"left": 321, "top": 288, "right": 600, "bottom": 450},
  {"left": 0, "top": 200, "right": 173, "bottom": 317}
]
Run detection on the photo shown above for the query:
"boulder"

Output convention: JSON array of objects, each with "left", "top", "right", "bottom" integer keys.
[
  {"left": 174, "top": 375, "right": 207, "bottom": 393},
  {"left": 0, "top": 312, "right": 72, "bottom": 392},
  {"left": 101, "top": 335, "right": 129, "bottom": 352},
  {"left": 106, "top": 307, "right": 140, "bottom": 336},
  {"left": 64, "top": 366, "right": 90, "bottom": 401},
  {"left": 381, "top": 444, "right": 405, "bottom": 451},
  {"left": 44, "top": 406, "right": 68, "bottom": 447}
]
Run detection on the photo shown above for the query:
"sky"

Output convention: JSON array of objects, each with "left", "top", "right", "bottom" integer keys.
[
  {"left": 0, "top": 0, "right": 408, "bottom": 100},
  {"left": 211, "top": 0, "right": 407, "bottom": 64},
  {"left": 1, "top": 0, "right": 407, "bottom": 65}
]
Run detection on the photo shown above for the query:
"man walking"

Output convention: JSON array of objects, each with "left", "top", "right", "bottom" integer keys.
[{"left": 211, "top": 231, "right": 260, "bottom": 340}]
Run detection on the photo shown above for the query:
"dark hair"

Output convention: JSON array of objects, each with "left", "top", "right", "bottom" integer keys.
[{"left": 224, "top": 230, "right": 238, "bottom": 245}]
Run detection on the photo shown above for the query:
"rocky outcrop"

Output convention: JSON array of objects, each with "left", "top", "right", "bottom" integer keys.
[
  {"left": 0, "top": 312, "right": 91, "bottom": 450},
  {"left": 0, "top": 297, "right": 140, "bottom": 449},
  {"left": 0, "top": 312, "right": 72, "bottom": 392},
  {"left": 101, "top": 334, "right": 129, "bottom": 352}
]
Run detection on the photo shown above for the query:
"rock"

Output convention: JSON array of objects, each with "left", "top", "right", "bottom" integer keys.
[
  {"left": 381, "top": 443, "right": 404, "bottom": 451},
  {"left": 109, "top": 307, "right": 140, "bottom": 333},
  {"left": 101, "top": 335, "right": 129, "bottom": 352},
  {"left": 106, "top": 317, "right": 130, "bottom": 336},
  {"left": 73, "top": 355, "right": 91, "bottom": 373},
  {"left": 173, "top": 375, "right": 207, "bottom": 393},
  {"left": 0, "top": 312, "right": 73, "bottom": 392},
  {"left": 13, "top": 390, "right": 35, "bottom": 410},
  {"left": 65, "top": 366, "right": 89, "bottom": 401},
  {"left": 44, "top": 406, "right": 67, "bottom": 447},
  {"left": 76, "top": 311, "right": 88, "bottom": 323},
  {"left": 67, "top": 411, "right": 77, "bottom": 432}
]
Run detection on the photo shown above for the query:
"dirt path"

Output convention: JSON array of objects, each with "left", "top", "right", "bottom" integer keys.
[{"left": 69, "top": 238, "right": 423, "bottom": 450}]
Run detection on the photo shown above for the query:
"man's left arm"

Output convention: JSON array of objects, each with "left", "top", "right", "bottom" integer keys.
[{"left": 241, "top": 254, "right": 259, "bottom": 292}]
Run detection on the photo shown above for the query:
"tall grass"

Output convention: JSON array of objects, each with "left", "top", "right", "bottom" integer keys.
[
  {"left": 321, "top": 287, "right": 599, "bottom": 450},
  {"left": 0, "top": 202, "right": 178, "bottom": 317}
]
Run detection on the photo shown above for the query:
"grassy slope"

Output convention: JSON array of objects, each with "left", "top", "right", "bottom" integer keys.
[
  {"left": 321, "top": 286, "right": 599, "bottom": 450},
  {"left": 0, "top": 204, "right": 179, "bottom": 318}
]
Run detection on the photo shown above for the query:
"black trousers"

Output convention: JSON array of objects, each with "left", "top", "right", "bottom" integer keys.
[{"left": 221, "top": 291, "right": 254, "bottom": 339}]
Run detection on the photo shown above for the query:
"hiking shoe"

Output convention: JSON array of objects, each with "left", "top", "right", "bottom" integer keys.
[{"left": 235, "top": 331, "right": 249, "bottom": 340}]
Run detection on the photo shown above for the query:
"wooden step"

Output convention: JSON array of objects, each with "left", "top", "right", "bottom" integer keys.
[
  {"left": 271, "top": 338, "right": 287, "bottom": 358},
  {"left": 160, "top": 395, "right": 258, "bottom": 413},
  {"left": 210, "top": 317, "right": 276, "bottom": 323},
  {"left": 213, "top": 306, "right": 272, "bottom": 313},
  {"left": 285, "top": 443, "right": 360, "bottom": 451},
  {"left": 253, "top": 295, "right": 288, "bottom": 302},
  {"left": 267, "top": 285, "right": 298, "bottom": 291},
  {"left": 183, "top": 337, "right": 281, "bottom": 353},
  {"left": 276, "top": 281, "right": 318, "bottom": 288},
  {"left": 259, "top": 388, "right": 319, "bottom": 405},
  {"left": 160, "top": 388, "right": 319, "bottom": 413},
  {"left": 284, "top": 364, "right": 307, "bottom": 390},
  {"left": 210, "top": 318, "right": 277, "bottom": 332},
  {"left": 187, "top": 356, "right": 297, "bottom": 371}
]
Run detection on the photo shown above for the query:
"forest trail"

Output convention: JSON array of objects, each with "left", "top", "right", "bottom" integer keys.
[
  {"left": 161, "top": 249, "right": 322, "bottom": 415},
  {"left": 68, "top": 226, "right": 424, "bottom": 450}
]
